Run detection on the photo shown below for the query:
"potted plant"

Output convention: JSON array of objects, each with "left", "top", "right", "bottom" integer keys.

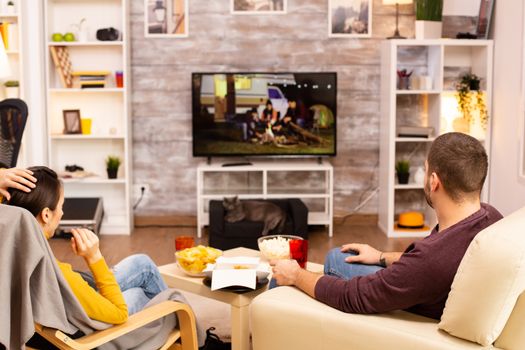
[
  {"left": 106, "top": 155, "right": 121, "bottom": 179},
  {"left": 396, "top": 160, "right": 410, "bottom": 184},
  {"left": 4, "top": 80, "right": 19, "bottom": 98},
  {"left": 455, "top": 73, "right": 488, "bottom": 130},
  {"left": 415, "top": 0, "right": 443, "bottom": 39}
]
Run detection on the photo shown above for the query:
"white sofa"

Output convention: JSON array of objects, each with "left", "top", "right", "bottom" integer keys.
[{"left": 250, "top": 206, "right": 525, "bottom": 350}]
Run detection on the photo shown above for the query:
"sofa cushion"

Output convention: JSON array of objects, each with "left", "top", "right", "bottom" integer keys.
[{"left": 439, "top": 206, "right": 525, "bottom": 346}]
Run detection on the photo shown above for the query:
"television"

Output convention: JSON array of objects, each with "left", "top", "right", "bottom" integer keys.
[{"left": 192, "top": 72, "right": 337, "bottom": 157}]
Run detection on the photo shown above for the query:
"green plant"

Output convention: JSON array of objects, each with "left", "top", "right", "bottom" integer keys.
[
  {"left": 4, "top": 80, "right": 19, "bottom": 87},
  {"left": 395, "top": 160, "right": 410, "bottom": 174},
  {"left": 105, "top": 155, "right": 121, "bottom": 170},
  {"left": 415, "top": 0, "right": 443, "bottom": 21},
  {"left": 455, "top": 73, "right": 488, "bottom": 129}
]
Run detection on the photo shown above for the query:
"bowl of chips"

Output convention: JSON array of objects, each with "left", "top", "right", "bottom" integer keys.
[
  {"left": 175, "top": 245, "right": 222, "bottom": 277},
  {"left": 257, "top": 235, "right": 303, "bottom": 261}
]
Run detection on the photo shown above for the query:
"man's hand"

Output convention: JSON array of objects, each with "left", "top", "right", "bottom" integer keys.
[
  {"left": 0, "top": 168, "right": 36, "bottom": 200},
  {"left": 272, "top": 259, "right": 301, "bottom": 286},
  {"left": 70, "top": 228, "right": 103, "bottom": 265},
  {"left": 341, "top": 243, "right": 382, "bottom": 265}
]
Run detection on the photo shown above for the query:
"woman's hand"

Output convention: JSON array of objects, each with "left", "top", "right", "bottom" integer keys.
[
  {"left": 70, "top": 228, "right": 103, "bottom": 265},
  {"left": 340, "top": 243, "right": 382, "bottom": 265},
  {"left": 0, "top": 168, "right": 37, "bottom": 200}
]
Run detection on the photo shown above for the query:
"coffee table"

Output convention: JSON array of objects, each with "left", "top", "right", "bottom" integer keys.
[{"left": 158, "top": 247, "right": 324, "bottom": 350}]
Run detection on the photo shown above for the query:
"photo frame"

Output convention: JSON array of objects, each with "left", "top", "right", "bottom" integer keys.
[
  {"left": 145, "top": 0, "right": 188, "bottom": 38},
  {"left": 63, "top": 109, "right": 82, "bottom": 134},
  {"left": 231, "top": 0, "right": 287, "bottom": 15},
  {"left": 476, "top": 0, "right": 495, "bottom": 39},
  {"left": 329, "top": 0, "right": 372, "bottom": 38}
]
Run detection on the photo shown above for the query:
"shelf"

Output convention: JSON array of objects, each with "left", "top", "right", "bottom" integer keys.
[
  {"left": 0, "top": 13, "right": 18, "bottom": 18},
  {"left": 51, "top": 134, "right": 125, "bottom": 140},
  {"left": 395, "top": 137, "right": 435, "bottom": 143},
  {"left": 201, "top": 193, "right": 330, "bottom": 199},
  {"left": 49, "top": 88, "right": 124, "bottom": 93},
  {"left": 47, "top": 41, "right": 123, "bottom": 47},
  {"left": 6, "top": 50, "right": 19, "bottom": 55},
  {"left": 396, "top": 90, "right": 440, "bottom": 95},
  {"left": 61, "top": 178, "right": 126, "bottom": 184},
  {"left": 394, "top": 183, "right": 424, "bottom": 190}
]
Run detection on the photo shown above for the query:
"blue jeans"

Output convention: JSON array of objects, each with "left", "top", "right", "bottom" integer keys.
[
  {"left": 324, "top": 248, "right": 384, "bottom": 280},
  {"left": 78, "top": 254, "right": 167, "bottom": 314}
]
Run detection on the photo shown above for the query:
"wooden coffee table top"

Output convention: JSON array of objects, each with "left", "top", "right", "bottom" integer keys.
[{"left": 158, "top": 247, "right": 324, "bottom": 307}]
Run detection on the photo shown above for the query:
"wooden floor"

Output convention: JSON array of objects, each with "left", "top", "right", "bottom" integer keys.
[{"left": 50, "top": 216, "right": 418, "bottom": 270}]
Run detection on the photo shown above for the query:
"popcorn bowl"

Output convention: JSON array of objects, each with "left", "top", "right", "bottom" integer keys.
[{"left": 257, "top": 235, "right": 303, "bottom": 261}]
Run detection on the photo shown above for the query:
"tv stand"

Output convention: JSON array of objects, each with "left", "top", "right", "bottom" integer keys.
[{"left": 196, "top": 160, "right": 334, "bottom": 238}]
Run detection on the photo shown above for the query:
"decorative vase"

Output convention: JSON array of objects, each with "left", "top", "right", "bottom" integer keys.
[
  {"left": 415, "top": 20, "right": 442, "bottom": 39},
  {"left": 107, "top": 168, "right": 118, "bottom": 179},
  {"left": 414, "top": 167, "right": 425, "bottom": 185},
  {"left": 397, "top": 172, "right": 410, "bottom": 185}
]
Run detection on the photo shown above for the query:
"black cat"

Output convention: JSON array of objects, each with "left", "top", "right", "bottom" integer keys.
[{"left": 223, "top": 196, "right": 286, "bottom": 236}]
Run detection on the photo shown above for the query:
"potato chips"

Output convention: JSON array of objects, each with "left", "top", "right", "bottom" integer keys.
[{"left": 176, "top": 245, "right": 222, "bottom": 275}]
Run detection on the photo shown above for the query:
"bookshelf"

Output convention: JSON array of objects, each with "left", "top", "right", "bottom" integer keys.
[
  {"left": 379, "top": 39, "right": 493, "bottom": 238},
  {"left": 44, "top": 0, "right": 132, "bottom": 234}
]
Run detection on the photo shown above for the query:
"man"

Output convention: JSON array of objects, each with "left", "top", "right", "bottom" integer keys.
[{"left": 272, "top": 132, "right": 503, "bottom": 320}]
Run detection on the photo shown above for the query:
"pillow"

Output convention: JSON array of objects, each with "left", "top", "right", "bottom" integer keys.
[{"left": 438, "top": 206, "right": 525, "bottom": 346}]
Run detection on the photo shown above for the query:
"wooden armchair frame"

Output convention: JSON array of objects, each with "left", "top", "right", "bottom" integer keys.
[{"left": 32, "top": 300, "right": 197, "bottom": 350}]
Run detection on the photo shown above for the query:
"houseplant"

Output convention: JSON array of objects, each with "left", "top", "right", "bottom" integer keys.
[
  {"left": 106, "top": 155, "right": 121, "bottom": 179},
  {"left": 4, "top": 80, "right": 19, "bottom": 98},
  {"left": 415, "top": 0, "right": 443, "bottom": 39},
  {"left": 455, "top": 73, "right": 488, "bottom": 131},
  {"left": 395, "top": 160, "right": 410, "bottom": 184}
]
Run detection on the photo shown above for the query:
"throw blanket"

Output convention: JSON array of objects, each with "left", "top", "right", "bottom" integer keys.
[{"left": 0, "top": 204, "right": 205, "bottom": 349}]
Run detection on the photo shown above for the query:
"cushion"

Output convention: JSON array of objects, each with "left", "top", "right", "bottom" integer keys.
[{"left": 438, "top": 206, "right": 525, "bottom": 346}]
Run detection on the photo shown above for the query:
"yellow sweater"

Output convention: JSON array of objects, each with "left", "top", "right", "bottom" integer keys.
[{"left": 58, "top": 258, "right": 128, "bottom": 324}]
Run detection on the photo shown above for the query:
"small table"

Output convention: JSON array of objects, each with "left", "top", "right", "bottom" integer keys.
[{"left": 158, "top": 247, "right": 324, "bottom": 350}]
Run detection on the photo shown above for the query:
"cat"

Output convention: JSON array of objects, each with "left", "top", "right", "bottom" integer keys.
[{"left": 223, "top": 196, "right": 286, "bottom": 236}]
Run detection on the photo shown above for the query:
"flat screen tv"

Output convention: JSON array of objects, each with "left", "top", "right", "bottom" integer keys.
[{"left": 192, "top": 72, "right": 337, "bottom": 157}]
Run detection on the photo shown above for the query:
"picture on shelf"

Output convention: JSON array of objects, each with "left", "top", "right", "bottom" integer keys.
[
  {"left": 231, "top": 0, "right": 286, "bottom": 14},
  {"left": 476, "top": 0, "right": 494, "bottom": 39},
  {"left": 63, "top": 109, "right": 82, "bottom": 134},
  {"left": 144, "top": 0, "right": 188, "bottom": 38},
  {"left": 329, "top": 0, "right": 371, "bottom": 38}
]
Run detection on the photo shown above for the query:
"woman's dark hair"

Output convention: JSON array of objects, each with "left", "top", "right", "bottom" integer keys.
[
  {"left": 4, "top": 166, "right": 62, "bottom": 217},
  {"left": 266, "top": 100, "right": 273, "bottom": 107}
]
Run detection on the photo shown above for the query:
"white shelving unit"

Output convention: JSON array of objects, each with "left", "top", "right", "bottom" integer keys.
[
  {"left": 196, "top": 160, "right": 334, "bottom": 238},
  {"left": 44, "top": 0, "right": 132, "bottom": 234},
  {"left": 379, "top": 39, "right": 493, "bottom": 238},
  {"left": 1, "top": 7, "right": 26, "bottom": 165}
]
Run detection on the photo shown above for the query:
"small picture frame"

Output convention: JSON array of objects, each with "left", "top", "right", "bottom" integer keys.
[
  {"left": 476, "top": 0, "right": 495, "bottom": 39},
  {"left": 329, "top": 0, "right": 372, "bottom": 38},
  {"left": 145, "top": 0, "right": 189, "bottom": 38},
  {"left": 231, "top": 0, "right": 287, "bottom": 15},
  {"left": 63, "top": 109, "right": 82, "bottom": 134}
]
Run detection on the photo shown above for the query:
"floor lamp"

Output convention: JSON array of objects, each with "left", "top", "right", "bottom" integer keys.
[{"left": 383, "top": 0, "right": 413, "bottom": 39}]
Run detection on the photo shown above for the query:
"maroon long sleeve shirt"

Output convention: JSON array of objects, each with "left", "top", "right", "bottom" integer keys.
[{"left": 314, "top": 203, "right": 503, "bottom": 320}]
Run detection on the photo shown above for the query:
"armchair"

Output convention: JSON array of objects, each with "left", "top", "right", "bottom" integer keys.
[
  {"left": 250, "top": 206, "right": 525, "bottom": 350},
  {"left": 208, "top": 198, "right": 308, "bottom": 250}
]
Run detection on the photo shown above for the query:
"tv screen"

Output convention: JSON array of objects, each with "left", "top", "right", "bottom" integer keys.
[{"left": 192, "top": 72, "right": 337, "bottom": 157}]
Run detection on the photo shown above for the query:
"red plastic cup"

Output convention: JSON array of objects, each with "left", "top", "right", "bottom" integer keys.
[
  {"left": 289, "top": 239, "right": 308, "bottom": 269},
  {"left": 175, "top": 236, "right": 194, "bottom": 251}
]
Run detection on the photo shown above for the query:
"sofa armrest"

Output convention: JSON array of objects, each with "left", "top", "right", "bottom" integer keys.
[
  {"left": 250, "top": 287, "right": 486, "bottom": 350},
  {"left": 209, "top": 200, "right": 225, "bottom": 237},
  {"left": 288, "top": 198, "right": 308, "bottom": 239}
]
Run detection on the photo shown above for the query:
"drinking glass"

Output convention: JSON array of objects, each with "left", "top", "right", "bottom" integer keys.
[
  {"left": 175, "top": 235, "right": 195, "bottom": 251},
  {"left": 289, "top": 239, "right": 308, "bottom": 269}
]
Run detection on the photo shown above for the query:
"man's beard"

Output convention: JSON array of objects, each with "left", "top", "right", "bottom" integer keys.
[{"left": 424, "top": 180, "right": 433, "bottom": 208}]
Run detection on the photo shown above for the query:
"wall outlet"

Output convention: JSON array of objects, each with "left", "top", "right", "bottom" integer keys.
[{"left": 132, "top": 184, "right": 150, "bottom": 204}]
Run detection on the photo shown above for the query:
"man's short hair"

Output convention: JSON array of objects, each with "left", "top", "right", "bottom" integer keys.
[{"left": 427, "top": 132, "right": 488, "bottom": 202}]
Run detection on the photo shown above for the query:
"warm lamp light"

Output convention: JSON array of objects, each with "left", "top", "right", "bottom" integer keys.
[
  {"left": 0, "top": 40, "right": 11, "bottom": 79},
  {"left": 383, "top": 0, "right": 413, "bottom": 39}
]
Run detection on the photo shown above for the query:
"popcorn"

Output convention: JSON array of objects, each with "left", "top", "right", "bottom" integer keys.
[{"left": 258, "top": 236, "right": 291, "bottom": 260}]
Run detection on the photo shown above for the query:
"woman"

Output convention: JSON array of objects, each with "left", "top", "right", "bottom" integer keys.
[{"left": 4, "top": 166, "right": 168, "bottom": 324}]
